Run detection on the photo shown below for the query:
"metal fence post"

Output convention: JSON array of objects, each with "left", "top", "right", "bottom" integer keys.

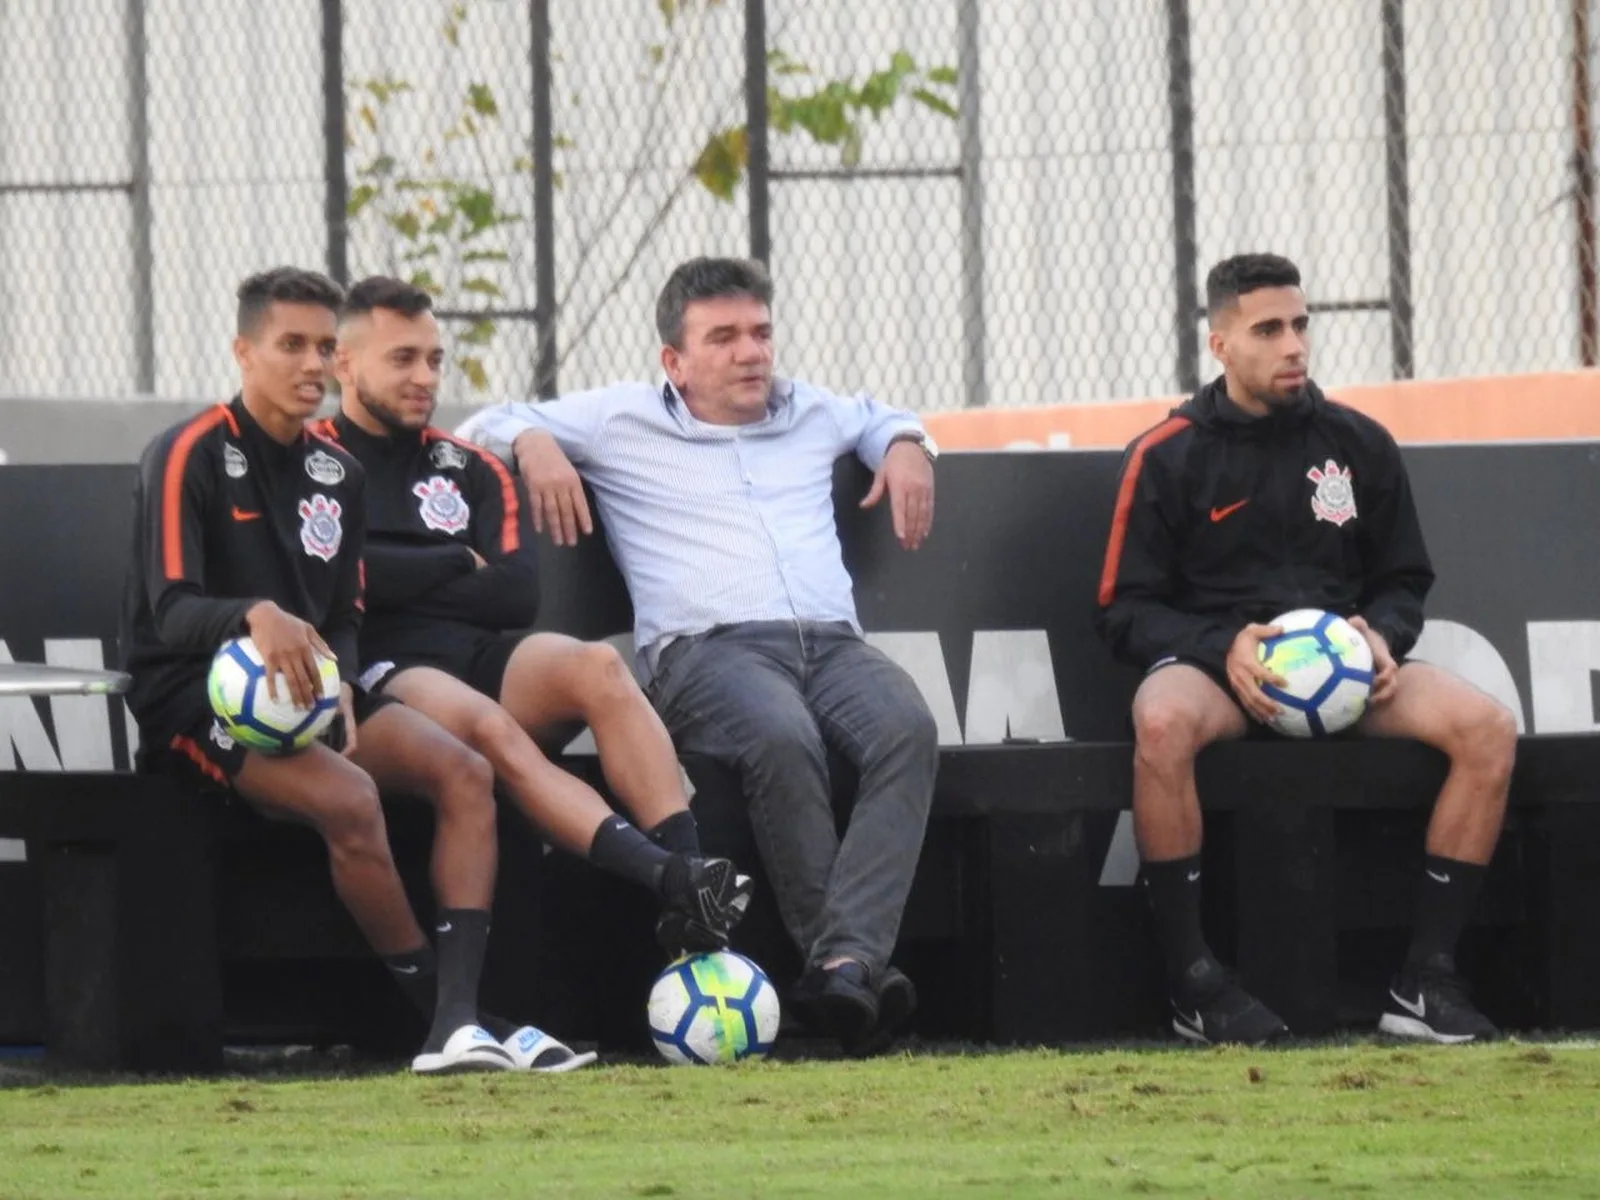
[
  {"left": 957, "top": 0, "right": 987, "bottom": 408},
  {"left": 1164, "top": 0, "right": 1199, "bottom": 395},
  {"left": 745, "top": 0, "right": 771, "bottom": 266},
  {"left": 1381, "top": 0, "right": 1414, "bottom": 379},
  {"left": 531, "top": 0, "right": 557, "bottom": 397},
  {"left": 321, "top": 0, "right": 348, "bottom": 286},
  {"left": 124, "top": 0, "right": 155, "bottom": 392}
]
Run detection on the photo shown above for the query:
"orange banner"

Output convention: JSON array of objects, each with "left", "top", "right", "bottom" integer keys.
[{"left": 924, "top": 371, "right": 1600, "bottom": 450}]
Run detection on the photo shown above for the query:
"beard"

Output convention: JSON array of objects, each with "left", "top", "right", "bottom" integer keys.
[{"left": 356, "top": 383, "right": 430, "bottom": 433}]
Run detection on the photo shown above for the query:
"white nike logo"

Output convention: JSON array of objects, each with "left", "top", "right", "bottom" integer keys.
[
  {"left": 395, "top": 965, "right": 420, "bottom": 975},
  {"left": 1186, "top": 870, "right": 1202, "bottom": 883},
  {"left": 1391, "top": 988, "right": 1426, "bottom": 1019},
  {"left": 1177, "top": 1007, "right": 1204, "bottom": 1035},
  {"left": 436, "top": 922, "right": 453, "bottom": 934},
  {"left": 1427, "top": 869, "right": 1451, "bottom": 884}
]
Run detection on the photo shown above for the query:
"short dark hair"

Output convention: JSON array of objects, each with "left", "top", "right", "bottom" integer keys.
[
  {"left": 1205, "top": 253, "right": 1302, "bottom": 321},
  {"left": 340, "top": 275, "right": 435, "bottom": 323},
  {"left": 655, "top": 256, "right": 773, "bottom": 347},
  {"left": 236, "top": 267, "right": 343, "bottom": 338}
]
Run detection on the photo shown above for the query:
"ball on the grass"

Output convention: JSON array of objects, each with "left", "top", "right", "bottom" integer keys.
[
  {"left": 207, "top": 635, "right": 340, "bottom": 754},
  {"left": 1256, "top": 608, "right": 1374, "bottom": 738},
  {"left": 648, "top": 950, "right": 779, "bottom": 1065}
]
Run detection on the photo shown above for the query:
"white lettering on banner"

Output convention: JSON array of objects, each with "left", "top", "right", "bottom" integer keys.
[
  {"left": 45, "top": 639, "right": 116, "bottom": 769},
  {"left": 864, "top": 632, "right": 963, "bottom": 746},
  {"left": 1527, "top": 621, "right": 1600, "bottom": 733},
  {"left": 963, "top": 630, "right": 1069, "bottom": 745},
  {"left": 1409, "top": 619, "right": 1527, "bottom": 732},
  {"left": 0, "top": 839, "right": 24, "bottom": 862},
  {"left": 0, "top": 640, "right": 63, "bottom": 771}
]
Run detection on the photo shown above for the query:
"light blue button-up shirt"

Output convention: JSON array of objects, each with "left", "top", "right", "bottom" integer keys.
[{"left": 458, "top": 378, "right": 923, "bottom": 672}]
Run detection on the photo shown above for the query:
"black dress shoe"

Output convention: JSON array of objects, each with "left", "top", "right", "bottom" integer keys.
[
  {"left": 874, "top": 967, "right": 918, "bottom": 1038},
  {"left": 795, "top": 961, "right": 879, "bottom": 1046}
]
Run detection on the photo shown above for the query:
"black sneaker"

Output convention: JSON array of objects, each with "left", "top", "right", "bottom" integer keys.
[
  {"left": 655, "top": 856, "right": 752, "bottom": 957},
  {"left": 1170, "top": 958, "right": 1289, "bottom": 1046},
  {"left": 1378, "top": 959, "right": 1498, "bottom": 1044}
]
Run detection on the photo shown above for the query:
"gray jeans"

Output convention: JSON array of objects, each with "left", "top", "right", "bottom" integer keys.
[{"left": 647, "top": 620, "right": 938, "bottom": 975}]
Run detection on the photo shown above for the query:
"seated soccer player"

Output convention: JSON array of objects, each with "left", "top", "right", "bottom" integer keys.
[
  {"left": 1095, "top": 253, "right": 1516, "bottom": 1045},
  {"left": 315, "top": 275, "right": 749, "bottom": 956},
  {"left": 122, "top": 267, "right": 591, "bottom": 1074}
]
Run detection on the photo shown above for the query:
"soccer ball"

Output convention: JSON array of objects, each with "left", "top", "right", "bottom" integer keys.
[
  {"left": 1256, "top": 609, "right": 1375, "bottom": 738},
  {"left": 647, "top": 951, "right": 780, "bottom": 1065},
  {"left": 207, "top": 636, "right": 341, "bottom": 754}
]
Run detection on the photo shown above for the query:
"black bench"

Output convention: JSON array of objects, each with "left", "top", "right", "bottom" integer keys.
[{"left": 5, "top": 734, "right": 1600, "bottom": 1070}]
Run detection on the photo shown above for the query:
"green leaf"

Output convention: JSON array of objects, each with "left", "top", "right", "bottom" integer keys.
[
  {"left": 927, "top": 65, "right": 958, "bottom": 86},
  {"left": 400, "top": 243, "right": 441, "bottom": 262},
  {"left": 408, "top": 269, "right": 441, "bottom": 294},
  {"left": 457, "top": 320, "right": 496, "bottom": 347},
  {"left": 911, "top": 88, "right": 959, "bottom": 120},
  {"left": 357, "top": 104, "right": 377, "bottom": 134},
  {"left": 692, "top": 126, "right": 748, "bottom": 202},
  {"left": 454, "top": 187, "right": 499, "bottom": 232},
  {"left": 458, "top": 355, "right": 490, "bottom": 391},
  {"left": 346, "top": 184, "right": 378, "bottom": 218},
  {"left": 890, "top": 50, "right": 917, "bottom": 76},
  {"left": 466, "top": 83, "right": 499, "bottom": 118},
  {"left": 841, "top": 125, "right": 863, "bottom": 169},
  {"left": 461, "top": 249, "right": 510, "bottom": 263},
  {"left": 426, "top": 212, "right": 455, "bottom": 236},
  {"left": 657, "top": 0, "right": 677, "bottom": 24},
  {"left": 461, "top": 277, "right": 504, "bottom": 298},
  {"left": 385, "top": 210, "right": 421, "bottom": 240},
  {"left": 360, "top": 154, "right": 398, "bottom": 178},
  {"left": 646, "top": 43, "right": 665, "bottom": 65}
]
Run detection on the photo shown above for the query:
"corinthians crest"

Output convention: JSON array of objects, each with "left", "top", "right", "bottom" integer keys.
[
  {"left": 1306, "top": 459, "right": 1357, "bottom": 526},
  {"left": 413, "top": 475, "right": 471, "bottom": 534},
  {"left": 298, "top": 494, "right": 344, "bottom": 560}
]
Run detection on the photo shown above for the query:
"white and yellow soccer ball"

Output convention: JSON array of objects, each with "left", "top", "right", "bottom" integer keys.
[
  {"left": 1256, "top": 609, "right": 1375, "bottom": 738},
  {"left": 648, "top": 950, "right": 780, "bottom": 1065},
  {"left": 207, "top": 636, "right": 340, "bottom": 754}
]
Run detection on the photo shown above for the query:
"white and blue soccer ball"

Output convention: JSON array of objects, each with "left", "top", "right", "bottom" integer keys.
[
  {"left": 207, "top": 636, "right": 340, "bottom": 754},
  {"left": 1256, "top": 608, "right": 1375, "bottom": 738},
  {"left": 648, "top": 950, "right": 780, "bottom": 1065}
]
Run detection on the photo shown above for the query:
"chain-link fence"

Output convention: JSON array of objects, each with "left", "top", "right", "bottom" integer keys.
[{"left": 1, "top": 0, "right": 1594, "bottom": 413}]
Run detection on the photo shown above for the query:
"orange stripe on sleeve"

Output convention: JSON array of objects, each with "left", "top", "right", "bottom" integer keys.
[
  {"left": 427, "top": 429, "right": 520, "bottom": 553},
  {"left": 161, "top": 405, "right": 232, "bottom": 581},
  {"left": 1096, "top": 416, "right": 1191, "bottom": 608}
]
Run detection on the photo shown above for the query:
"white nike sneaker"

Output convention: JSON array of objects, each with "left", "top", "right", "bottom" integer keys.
[
  {"left": 502, "top": 1025, "right": 598, "bottom": 1073},
  {"left": 411, "top": 1024, "right": 518, "bottom": 1074}
]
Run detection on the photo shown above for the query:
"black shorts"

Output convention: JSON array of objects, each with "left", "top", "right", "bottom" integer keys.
[
  {"left": 143, "top": 682, "right": 398, "bottom": 790},
  {"left": 357, "top": 630, "right": 524, "bottom": 704}
]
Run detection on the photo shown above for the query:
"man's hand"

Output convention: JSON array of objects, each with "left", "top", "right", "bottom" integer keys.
[
  {"left": 514, "top": 429, "right": 592, "bottom": 547},
  {"left": 1225, "top": 622, "right": 1287, "bottom": 724},
  {"left": 245, "top": 601, "right": 333, "bottom": 710},
  {"left": 1347, "top": 615, "right": 1399, "bottom": 705},
  {"left": 336, "top": 683, "right": 358, "bottom": 758},
  {"left": 860, "top": 438, "right": 935, "bottom": 551}
]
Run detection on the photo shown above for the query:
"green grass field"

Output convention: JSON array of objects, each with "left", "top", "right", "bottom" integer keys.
[{"left": 2, "top": 1041, "right": 1597, "bottom": 1198}]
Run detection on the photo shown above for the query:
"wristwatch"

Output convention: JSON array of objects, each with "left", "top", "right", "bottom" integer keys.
[{"left": 889, "top": 431, "right": 940, "bottom": 462}]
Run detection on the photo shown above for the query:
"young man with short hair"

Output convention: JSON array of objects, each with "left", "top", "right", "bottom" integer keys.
[
  {"left": 316, "top": 275, "right": 751, "bottom": 959},
  {"left": 122, "top": 268, "right": 590, "bottom": 1074},
  {"left": 1096, "top": 252, "right": 1516, "bottom": 1045}
]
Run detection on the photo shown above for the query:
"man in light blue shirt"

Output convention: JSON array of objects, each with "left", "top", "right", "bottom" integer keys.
[{"left": 460, "top": 257, "right": 939, "bottom": 1054}]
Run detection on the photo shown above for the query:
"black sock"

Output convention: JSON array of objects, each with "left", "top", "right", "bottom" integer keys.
[
  {"left": 589, "top": 814, "right": 674, "bottom": 891},
  {"left": 646, "top": 810, "right": 702, "bottom": 856},
  {"left": 1142, "top": 855, "right": 1213, "bottom": 990},
  {"left": 1404, "top": 855, "right": 1487, "bottom": 975},
  {"left": 383, "top": 943, "right": 438, "bottom": 1020},
  {"left": 425, "top": 908, "right": 491, "bottom": 1051}
]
